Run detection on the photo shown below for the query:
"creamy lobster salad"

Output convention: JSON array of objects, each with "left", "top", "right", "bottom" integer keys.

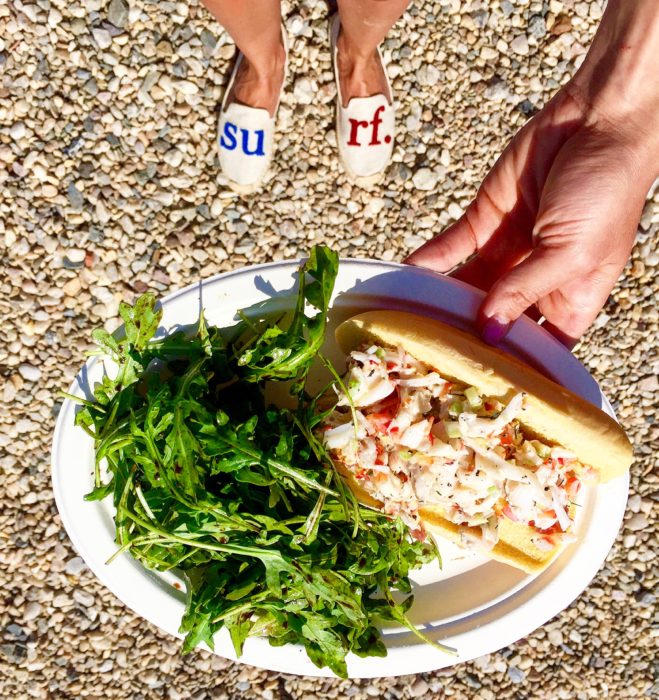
[{"left": 321, "top": 342, "right": 596, "bottom": 551}]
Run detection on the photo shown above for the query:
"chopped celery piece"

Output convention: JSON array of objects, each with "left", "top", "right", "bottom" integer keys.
[
  {"left": 533, "top": 441, "right": 551, "bottom": 459},
  {"left": 399, "top": 449, "right": 413, "bottom": 461},
  {"left": 464, "top": 386, "right": 482, "bottom": 408},
  {"left": 444, "top": 420, "right": 461, "bottom": 439},
  {"left": 448, "top": 400, "right": 463, "bottom": 417}
]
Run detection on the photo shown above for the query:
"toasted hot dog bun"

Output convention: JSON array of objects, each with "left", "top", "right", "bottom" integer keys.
[{"left": 332, "top": 311, "right": 632, "bottom": 573}]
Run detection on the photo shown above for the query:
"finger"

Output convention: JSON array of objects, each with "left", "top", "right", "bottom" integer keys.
[
  {"left": 404, "top": 213, "right": 477, "bottom": 272},
  {"left": 478, "top": 245, "right": 584, "bottom": 343},
  {"left": 445, "top": 236, "right": 543, "bottom": 324},
  {"left": 405, "top": 129, "right": 536, "bottom": 273},
  {"left": 448, "top": 221, "right": 532, "bottom": 291},
  {"left": 526, "top": 124, "right": 646, "bottom": 342},
  {"left": 421, "top": 219, "right": 541, "bottom": 324}
]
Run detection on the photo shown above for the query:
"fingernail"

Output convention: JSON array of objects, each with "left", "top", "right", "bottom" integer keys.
[{"left": 481, "top": 314, "right": 511, "bottom": 346}]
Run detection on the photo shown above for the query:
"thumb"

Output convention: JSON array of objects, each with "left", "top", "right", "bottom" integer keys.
[{"left": 478, "top": 244, "right": 582, "bottom": 344}]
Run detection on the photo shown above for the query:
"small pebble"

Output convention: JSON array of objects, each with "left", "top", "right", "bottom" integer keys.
[
  {"left": 484, "top": 78, "right": 511, "bottom": 101},
  {"left": 637, "top": 375, "right": 658, "bottom": 393},
  {"left": 67, "top": 182, "right": 84, "bottom": 210},
  {"left": 10, "top": 122, "right": 26, "bottom": 140},
  {"left": 200, "top": 28, "right": 217, "bottom": 52},
  {"left": 18, "top": 364, "right": 42, "bottom": 382},
  {"left": 547, "top": 629, "right": 564, "bottom": 646},
  {"left": 91, "top": 28, "right": 112, "bottom": 50},
  {"left": 511, "top": 35, "right": 530, "bottom": 55},
  {"left": 5, "top": 624, "right": 29, "bottom": 641},
  {"left": 72, "top": 590, "right": 95, "bottom": 607},
  {"left": 65, "top": 557, "right": 87, "bottom": 576},
  {"left": 23, "top": 603, "right": 42, "bottom": 622},
  {"left": 107, "top": 0, "right": 129, "bottom": 28},
  {"left": 501, "top": 1, "right": 514, "bottom": 17},
  {"left": 98, "top": 659, "right": 113, "bottom": 673},
  {"left": 293, "top": 77, "right": 317, "bottom": 105},
  {"left": 528, "top": 15, "right": 547, "bottom": 38},
  {"left": 412, "top": 168, "right": 439, "bottom": 191},
  {"left": 418, "top": 64, "right": 441, "bottom": 87},
  {"left": 447, "top": 202, "right": 463, "bottom": 219},
  {"left": 409, "top": 679, "right": 429, "bottom": 697},
  {"left": 625, "top": 514, "right": 648, "bottom": 532}
]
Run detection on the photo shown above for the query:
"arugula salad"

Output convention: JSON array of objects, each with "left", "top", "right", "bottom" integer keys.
[{"left": 65, "top": 246, "right": 454, "bottom": 677}]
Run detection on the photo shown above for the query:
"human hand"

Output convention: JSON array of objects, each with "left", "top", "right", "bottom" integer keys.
[{"left": 406, "top": 0, "right": 659, "bottom": 348}]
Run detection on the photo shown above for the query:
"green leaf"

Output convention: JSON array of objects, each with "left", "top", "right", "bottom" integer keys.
[
  {"left": 84, "top": 481, "right": 114, "bottom": 501},
  {"left": 227, "top": 612, "right": 255, "bottom": 657},
  {"left": 164, "top": 401, "right": 202, "bottom": 498},
  {"left": 122, "top": 292, "right": 163, "bottom": 351},
  {"left": 91, "top": 328, "right": 120, "bottom": 356},
  {"left": 301, "top": 615, "right": 349, "bottom": 678},
  {"left": 180, "top": 569, "right": 220, "bottom": 653},
  {"left": 197, "top": 308, "right": 213, "bottom": 357},
  {"left": 234, "top": 246, "right": 338, "bottom": 385},
  {"left": 225, "top": 580, "right": 259, "bottom": 602}
]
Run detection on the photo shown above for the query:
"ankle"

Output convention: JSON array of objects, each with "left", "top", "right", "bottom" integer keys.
[
  {"left": 244, "top": 37, "right": 286, "bottom": 81},
  {"left": 337, "top": 29, "right": 373, "bottom": 68}
]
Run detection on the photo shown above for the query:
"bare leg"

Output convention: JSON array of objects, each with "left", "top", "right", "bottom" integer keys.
[
  {"left": 336, "top": 0, "right": 409, "bottom": 107},
  {"left": 201, "top": 0, "right": 285, "bottom": 116}
]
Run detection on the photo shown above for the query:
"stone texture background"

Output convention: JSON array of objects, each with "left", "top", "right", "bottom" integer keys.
[{"left": 0, "top": 0, "right": 656, "bottom": 698}]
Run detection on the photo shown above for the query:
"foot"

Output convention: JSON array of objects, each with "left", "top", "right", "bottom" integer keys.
[
  {"left": 336, "top": 29, "right": 390, "bottom": 108},
  {"left": 226, "top": 40, "right": 287, "bottom": 117},
  {"left": 218, "top": 33, "right": 287, "bottom": 193}
]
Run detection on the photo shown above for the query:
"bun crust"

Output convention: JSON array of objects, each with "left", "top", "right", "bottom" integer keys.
[{"left": 335, "top": 311, "right": 632, "bottom": 482}]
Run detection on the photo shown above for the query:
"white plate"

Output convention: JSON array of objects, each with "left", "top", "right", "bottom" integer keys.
[{"left": 51, "top": 260, "right": 629, "bottom": 678}]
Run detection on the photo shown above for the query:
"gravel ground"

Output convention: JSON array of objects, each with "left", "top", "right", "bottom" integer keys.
[{"left": 1, "top": 0, "right": 657, "bottom": 698}]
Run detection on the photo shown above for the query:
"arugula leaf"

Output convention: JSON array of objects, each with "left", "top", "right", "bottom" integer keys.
[
  {"left": 235, "top": 246, "right": 338, "bottom": 386},
  {"left": 163, "top": 400, "right": 202, "bottom": 499},
  {"left": 119, "top": 292, "right": 162, "bottom": 351}
]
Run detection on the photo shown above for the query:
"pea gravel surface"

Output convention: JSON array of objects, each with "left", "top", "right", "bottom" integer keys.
[{"left": 1, "top": 0, "right": 657, "bottom": 698}]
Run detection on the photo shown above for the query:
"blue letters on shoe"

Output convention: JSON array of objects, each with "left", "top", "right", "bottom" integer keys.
[
  {"left": 220, "top": 121, "right": 265, "bottom": 156},
  {"left": 220, "top": 121, "right": 238, "bottom": 150},
  {"left": 242, "top": 129, "right": 265, "bottom": 156}
]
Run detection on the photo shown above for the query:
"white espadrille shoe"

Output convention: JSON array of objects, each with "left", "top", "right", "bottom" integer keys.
[
  {"left": 217, "top": 26, "right": 288, "bottom": 194},
  {"left": 329, "top": 14, "right": 395, "bottom": 187}
]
